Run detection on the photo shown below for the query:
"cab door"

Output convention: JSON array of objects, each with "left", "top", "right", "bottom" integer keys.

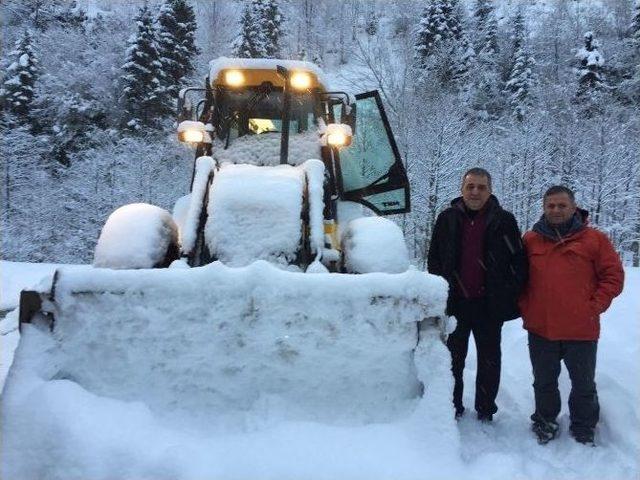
[{"left": 336, "top": 91, "right": 410, "bottom": 215}]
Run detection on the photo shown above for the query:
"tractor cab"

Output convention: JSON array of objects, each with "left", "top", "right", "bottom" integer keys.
[{"left": 178, "top": 57, "right": 410, "bottom": 217}]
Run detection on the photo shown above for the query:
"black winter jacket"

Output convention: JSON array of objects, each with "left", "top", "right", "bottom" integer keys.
[{"left": 427, "top": 195, "right": 528, "bottom": 322}]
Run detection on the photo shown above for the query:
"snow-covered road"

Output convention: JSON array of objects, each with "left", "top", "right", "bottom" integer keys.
[{"left": 1, "top": 261, "right": 638, "bottom": 479}]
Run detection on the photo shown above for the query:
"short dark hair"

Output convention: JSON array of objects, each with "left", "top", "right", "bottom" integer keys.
[
  {"left": 543, "top": 185, "right": 575, "bottom": 202},
  {"left": 462, "top": 167, "right": 492, "bottom": 189}
]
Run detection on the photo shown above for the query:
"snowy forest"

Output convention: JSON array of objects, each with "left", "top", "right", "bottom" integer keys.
[{"left": 1, "top": 0, "right": 639, "bottom": 266}]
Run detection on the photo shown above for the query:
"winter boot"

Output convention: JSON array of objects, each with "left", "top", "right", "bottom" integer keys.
[
  {"left": 570, "top": 427, "right": 595, "bottom": 447},
  {"left": 531, "top": 413, "right": 559, "bottom": 445},
  {"left": 477, "top": 412, "right": 493, "bottom": 423}
]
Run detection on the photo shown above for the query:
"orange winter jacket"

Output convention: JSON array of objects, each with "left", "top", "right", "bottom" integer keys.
[{"left": 519, "top": 226, "right": 624, "bottom": 341}]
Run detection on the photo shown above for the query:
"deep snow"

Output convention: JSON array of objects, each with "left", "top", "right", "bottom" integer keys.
[{"left": 0, "top": 261, "right": 639, "bottom": 480}]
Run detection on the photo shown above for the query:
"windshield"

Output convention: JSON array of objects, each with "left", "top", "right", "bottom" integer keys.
[{"left": 215, "top": 88, "right": 318, "bottom": 143}]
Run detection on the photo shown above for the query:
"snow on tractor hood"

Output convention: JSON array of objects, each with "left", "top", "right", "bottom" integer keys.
[
  {"left": 205, "top": 160, "right": 325, "bottom": 268},
  {"left": 212, "top": 129, "right": 321, "bottom": 167}
]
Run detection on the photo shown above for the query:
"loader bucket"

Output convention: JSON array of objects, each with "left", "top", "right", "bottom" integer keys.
[{"left": 10, "top": 261, "right": 447, "bottom": 425}]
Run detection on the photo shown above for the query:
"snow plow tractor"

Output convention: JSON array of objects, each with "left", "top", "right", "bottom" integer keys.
[{"left": 6, "top": 58, "right": 449, "bottom": 440}]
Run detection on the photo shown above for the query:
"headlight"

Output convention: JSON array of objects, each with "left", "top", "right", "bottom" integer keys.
[
  {"left": 290, "top": 71, "right": 312, "bottom": 90},
  {"left": 327, "top": 132, "right": 348, "bottom": 147},
  {"left": 177, "top": 120, "right": 211, "bottom": 144},
  {"left": 323, "top": 123, "right": 353, "bottom": 147},
  {"left": 179, "top": 129, "right": 205, "bottom": 143},
  {"left": 224, "top": 69, "right": 245, "bottom": 87}
]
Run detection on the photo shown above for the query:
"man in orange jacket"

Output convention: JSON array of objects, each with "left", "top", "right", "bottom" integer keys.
[{"left": 520, "top": 185, "right": 624, "bottom": 446}]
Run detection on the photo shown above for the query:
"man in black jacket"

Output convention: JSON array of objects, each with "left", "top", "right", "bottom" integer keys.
[{"left": 428, "top": 167, "right": 528, "bottom": 421}]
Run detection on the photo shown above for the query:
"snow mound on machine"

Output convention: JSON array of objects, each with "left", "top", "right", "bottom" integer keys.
[
  {"left": 2, "top": 262, "right": 447, "bottom": 426},
  {"left": 206, "top": 163, "right": 304, "bottom": 267},
  {"left": 213, "top": 129, "right": 321, "bottom": 167},
  {"left": 93, "top": 203, "right": 179, "bottom": 269},
  {"left": 342, "top": 217, "right": 410, "bottom": 273}
]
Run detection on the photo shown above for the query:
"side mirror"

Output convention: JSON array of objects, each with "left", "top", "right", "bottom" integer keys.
[
  {"left": 177, "top": 89, "right": 193, "bottom": 123},
  {"left": 341, "top": 102, "right": 356, "bottom": 135}
]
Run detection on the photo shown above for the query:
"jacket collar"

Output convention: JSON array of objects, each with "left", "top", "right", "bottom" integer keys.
[
  {"left": 451, "top": 194, "right": 499, "bottom": 210},
  {"left": 452, "top": 195, "right": 499, "bottom": 221},
  {"left": 532, "top": 208, "right": 589, "bottom": 242}
]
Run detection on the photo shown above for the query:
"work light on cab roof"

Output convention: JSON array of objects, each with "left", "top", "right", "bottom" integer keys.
[
  {"left": 289, "top": 71, "right": 312, "bottom": 90},
  {"left": 224, "top": 69, "right": 245, "bottom": 88}
]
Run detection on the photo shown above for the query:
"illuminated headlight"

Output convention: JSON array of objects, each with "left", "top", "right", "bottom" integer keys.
[
  {"left": 323, "top": 123, "right": 353, "bottom": 147},
  {"left": 224, "top": 69, "right": 245, "bottom": 87},
  {"left": 327, "top": 132, "right": 348, "bottom": 147},
  {"left": 179, "top": 129, "right": 205, "bottom": 143},
  {"left": 290, "top": 71, "right": 312, "bottom": 90},
  {"left": 177, "top": 120, "right": 210, "bottom": 144}
]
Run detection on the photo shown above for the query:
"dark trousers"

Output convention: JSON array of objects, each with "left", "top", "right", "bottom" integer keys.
[
  {"left": 528, "top": 332, "right": 599, "bottom": 434},
  {"left": 447, "top": 298, "right": 502, "bottom": 415}
]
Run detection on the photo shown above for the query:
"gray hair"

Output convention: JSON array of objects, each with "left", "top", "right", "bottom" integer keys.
[{"left": 462, "top": 167, "right": 492, "bottom": 189}]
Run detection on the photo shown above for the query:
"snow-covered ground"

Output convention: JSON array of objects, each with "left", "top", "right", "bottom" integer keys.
[{"left": 1, "top": 261, "right": 639, "bottom": 480}]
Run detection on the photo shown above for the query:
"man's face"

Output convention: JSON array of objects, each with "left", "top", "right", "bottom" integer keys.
[
  {"left": 543, "top": 192, "right": 576, "bottom": 226},
  {"left": 461, "top": 174, "right": 491, "bottom": 211}
]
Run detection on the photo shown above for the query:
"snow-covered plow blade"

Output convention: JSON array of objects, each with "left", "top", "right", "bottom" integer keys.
[{"left": 12, "top": 262, "right": 447, "bottom": 424}]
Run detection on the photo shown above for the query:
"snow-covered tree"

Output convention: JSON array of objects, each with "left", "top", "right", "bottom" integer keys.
[
  {"left": 24, "top": 0, "right": 66, "bottom": 31},
  {"left": 121, "top": 4, "right": 166, "bottom": 130},
  {"left": 413, "top": 0, "right": 472, "bottom": 91},
  {"left": 576, "top": 31, "right": 606, "bottom": 97},
  {"left": 232, "top": 0, "right": 268, "bottom": 58},
  {"left": 504, "top": 12, "right": 535, "bottom": 121},
  {"left": 453, "top": 31, "right": 476, "bottom": 90},
  {"left": 1, "top": 29, "right": 38, "bottom": 122},
  {"left": 631, "top": 1, "right": 640, "bottom": 47},
  {"left": 413, "top": 0, "right": 463, "bottom": 66},
  {"left": 53, "top": 1, "right": 88, "bottom": 31},
  {"left": 619, "top": 1, "right": 640, "bottom": 105},
  {"left": 465, "top": 0, "right": 503, "bottom": 119},
  {"left": 156, "top": 0, "right": 199, "bottom": 103},
  {"left": 365, "top": 9, "right": 379, "bottom": 36},
  {"left": 473, "top": 0, "right": 498, "bottom": 56},
  {"left": 262, "top": 0, "right": 284, "bottom": 58}
]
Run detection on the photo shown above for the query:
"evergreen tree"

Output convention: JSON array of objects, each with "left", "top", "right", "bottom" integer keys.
[
  {"left": 121, "top": 4, "right": 166, "bottom": 130},
  {"left": 156, "top": 0, "right": 199, "bottom": 112},
  {"left": 504, "top": 11, "right": 535, "bottom": 121},
  {"left": 1, "top": 29, "right": 38, "bottom": 123},
  {"left": 453, "top": 31, "right": 476, "bottom": 87},
  {"left": 26, "top": 0, "right": 66, "bottom": 32},
  {"left": 414, "top": 0, "right": 463, "bottom": 67},
  {"left": 414, "top": 0, "right": 471, "bottom": 92},
  {"left": 631, "top": 1, "right": 640, "bottom": 47},
  {"left": 232, "top": 0, "right": 268, "bottom": 58},
  {"left": 54, "top": 1, "right": 88, "bottom": 31},
  {"left": 473, "top": 0, "right": 498, "bottom": 56},
  {"left": 365, "top": 10, "right": 379, "bottom": 36},
  {"left": 262, "top": 0, "right": 283, "bottom": 58},
  {"left": 469, "top": 0, "right": 502, "bottom": 119},
  {"left": 620, "top": 1, "right": 640, "bottom": 104},
  {"left": 618, "top": 0, "right": 640, "bottom": 105},
  {"left": 576, "top": 31, "right": 605, "bottom": 97}
]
